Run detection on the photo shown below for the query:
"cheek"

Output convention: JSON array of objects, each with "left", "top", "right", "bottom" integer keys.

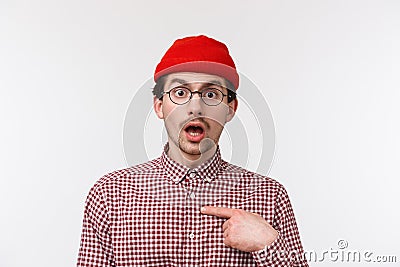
[
  {"left": 205, "top": 106, "right": 229, "bottom": 127},
  {"left": 162, "top": 102, "right": 180, "bottom": 121},
  {"left": 207, "top": 120, "right": 224, "bottom": 136},
  {"left": 162, "top": 104, "right": 187, "bottom": 132},
  {"left": 161, "top": 100, "right": 174, "bottom": 116}
]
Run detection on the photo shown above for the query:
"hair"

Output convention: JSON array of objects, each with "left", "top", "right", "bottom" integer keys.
[{"left": 152, "top": 74, "right": 237, "bottom": 103}]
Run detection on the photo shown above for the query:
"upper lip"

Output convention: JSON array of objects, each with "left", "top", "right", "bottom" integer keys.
[{"left": 183, "top": 120, "right": 206, "bottom": 132}]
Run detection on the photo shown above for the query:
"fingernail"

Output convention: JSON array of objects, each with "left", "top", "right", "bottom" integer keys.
[{"left": 201, "top": 207, "right": 206, "bottom": 212}]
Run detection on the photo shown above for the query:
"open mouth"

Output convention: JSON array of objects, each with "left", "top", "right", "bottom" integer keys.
[
  {"left": 183, "top": 121, "right": 206, "bottom": 141},
  {"left": 185, "top": 125, "right": 204, "bottom": 136}
]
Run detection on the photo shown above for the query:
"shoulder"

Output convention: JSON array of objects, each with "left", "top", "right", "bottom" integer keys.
[
  {"left": 221, "top": 160, "right": 288, "bottom": 197},
  {"left": 88, "top": 157, "right": 163, "bottom": 196}
]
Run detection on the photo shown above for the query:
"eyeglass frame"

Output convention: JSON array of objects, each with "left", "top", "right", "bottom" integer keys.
[{"left": 161, "top": 86, "right": 234, "bottom": 106}]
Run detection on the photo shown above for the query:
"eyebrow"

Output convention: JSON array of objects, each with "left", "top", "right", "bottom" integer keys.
[{"left": 168, "top": 78, "right": 225, "bottom": 88}]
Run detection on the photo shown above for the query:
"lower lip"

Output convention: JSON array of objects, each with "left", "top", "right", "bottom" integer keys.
[{"left": 184, "top": 129, "right": 206, "bottom": 142}]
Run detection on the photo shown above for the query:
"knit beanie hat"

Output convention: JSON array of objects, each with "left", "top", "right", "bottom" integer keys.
[{"left": 154, "top": 35, "right": 239, "bottom": 90}]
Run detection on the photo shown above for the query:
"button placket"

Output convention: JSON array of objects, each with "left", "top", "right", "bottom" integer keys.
[
  {"left": 184, "top": 171, "right": 200, "bottom": 200},
  {"left": 182, "top": 170, "right": 204, "bottom": 265}
]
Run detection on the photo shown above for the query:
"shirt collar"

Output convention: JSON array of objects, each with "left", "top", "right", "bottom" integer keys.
[{"left": 161, "top": 142, "right": 223, "bottom": 184}]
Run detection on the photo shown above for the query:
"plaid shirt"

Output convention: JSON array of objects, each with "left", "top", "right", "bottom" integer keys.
[{"left": 77, "top": 143, "right": 308, "bottom": 267}]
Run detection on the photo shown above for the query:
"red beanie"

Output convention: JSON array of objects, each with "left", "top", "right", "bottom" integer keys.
[{"left": 154, "top": 35, "right": 239, "bottom": 89}]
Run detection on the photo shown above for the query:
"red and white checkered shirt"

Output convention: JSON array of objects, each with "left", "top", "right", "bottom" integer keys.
[{"left": 77, "top": 143, "right": 308, "bottom": 267}]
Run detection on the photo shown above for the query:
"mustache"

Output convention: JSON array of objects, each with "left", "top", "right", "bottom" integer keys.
[{"left": 181, "top": 117, "right": 210, "bottom": 129}]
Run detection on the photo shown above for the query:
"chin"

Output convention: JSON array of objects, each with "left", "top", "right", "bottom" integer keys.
[{"left": 178, "top": 140, "right": 202, "bottom": 155}]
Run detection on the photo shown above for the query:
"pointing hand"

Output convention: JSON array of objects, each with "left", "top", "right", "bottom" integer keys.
[{"left": 201, "top": 206, "right": 278, "bottom": 252}]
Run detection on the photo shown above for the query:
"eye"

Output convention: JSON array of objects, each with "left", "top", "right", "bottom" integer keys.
[
  {"left": 172, "top": 88, "right": 188, "bottom": 98},
  {"left": 203, "top": 89, "right": 220, "bottom": 99}
]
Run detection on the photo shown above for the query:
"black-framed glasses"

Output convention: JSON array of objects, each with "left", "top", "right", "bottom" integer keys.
[{"left": 162, "top": 86, "right": 228, "bottom": 106}]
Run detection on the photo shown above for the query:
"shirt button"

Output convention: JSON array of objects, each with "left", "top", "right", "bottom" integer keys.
[
  {"left": 189, "top": 232, "right": 195, "bottom": 239},
  {"left": 188, "top": 192, "right": 195, "bottom": 199},
  {"left": 188, "top": 172, "right": 197, "bottom": 178}
]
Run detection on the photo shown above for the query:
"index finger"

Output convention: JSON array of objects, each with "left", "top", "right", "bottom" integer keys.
[{"left": 200, "top": 206, "right": 236, "bottom": 218}]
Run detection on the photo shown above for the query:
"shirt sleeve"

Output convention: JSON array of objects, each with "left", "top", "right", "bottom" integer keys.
[
  {"left": 77, "top": 184, "right": 115, "bottom": 267},
  {"left": 251, "top": 185, "right": 309, "bottom": 267}
]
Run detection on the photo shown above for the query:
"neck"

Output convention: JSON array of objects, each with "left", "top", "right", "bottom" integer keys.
[{"left": 167, "top": 141, "right": 217, "bottom": 169}]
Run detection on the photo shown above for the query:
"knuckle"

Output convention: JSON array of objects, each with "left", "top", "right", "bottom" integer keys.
[
  {"left": 229, "top": 237, "right": 239, "bottom": 247},
  {"left": 233, "top": 209, "right": 246, "bottom": 218},
  {"left": 223, "top": 237, "right": 230, "bottom": 245},
  {"left": 232, "top": 209, "right": 240, "bottom": 215}
]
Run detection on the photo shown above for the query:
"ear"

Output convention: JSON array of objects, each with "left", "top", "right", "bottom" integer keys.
[
  {"left": 153, "top": 96, "right": 164, "bottom": 119},
  {"left": 225, "top": 98, "right": 238, "bottom": 123}
]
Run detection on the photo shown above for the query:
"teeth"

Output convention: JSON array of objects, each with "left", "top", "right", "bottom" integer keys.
[{"left": 188, "top": 132, "right": 200, "bottom": 136}]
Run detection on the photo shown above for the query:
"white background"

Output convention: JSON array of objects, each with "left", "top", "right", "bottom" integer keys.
[{"left": 1, "top": 1, "right": 399, "bottom": 266}]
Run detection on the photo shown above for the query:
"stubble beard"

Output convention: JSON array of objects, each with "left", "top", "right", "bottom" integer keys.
[
  {"left": 177, "top": 127, "right": 223, "bottom": 157},
  {"left": 178, "top": 137, "right": 201, "bottom": 155},
  {"left": 166, "top": 117, "right": 224, "bottom": 159}
]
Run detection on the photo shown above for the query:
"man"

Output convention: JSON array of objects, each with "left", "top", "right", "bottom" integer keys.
[{"left": 77, "top": 35, "right": 308, "bottom": 266}]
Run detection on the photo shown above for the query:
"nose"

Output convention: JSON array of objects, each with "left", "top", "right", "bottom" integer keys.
[{"left": 186, "top": 92, "right": 203, "bottom": 116}]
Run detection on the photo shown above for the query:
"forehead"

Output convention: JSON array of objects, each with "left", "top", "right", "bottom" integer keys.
[{"left": 164, "top": 72, "right": 226, "bottom": 87}]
